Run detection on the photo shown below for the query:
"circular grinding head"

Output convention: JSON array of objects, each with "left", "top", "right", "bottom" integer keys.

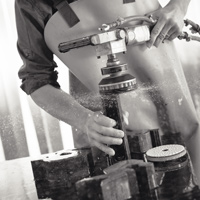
[{"left": 146, "top": 144, "right": 186, "bottom": 162}]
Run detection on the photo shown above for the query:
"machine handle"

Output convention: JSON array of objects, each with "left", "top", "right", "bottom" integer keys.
[{"left": 58, "top": 36, "right": 92, "bottom": 53}]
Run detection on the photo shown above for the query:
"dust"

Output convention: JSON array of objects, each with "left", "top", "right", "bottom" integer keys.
[{"left": 69, "top": 76, "right": 200, "bottom": 114}]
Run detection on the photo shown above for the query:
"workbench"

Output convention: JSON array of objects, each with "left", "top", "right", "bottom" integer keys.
[{"left": 1, "top": 156, "right": 200, "bottom": 200}]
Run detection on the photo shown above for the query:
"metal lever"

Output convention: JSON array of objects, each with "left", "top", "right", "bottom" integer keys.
[
  {"left": 59, "top": 36, "right": 92, "bottom": 53},
  {"left": 58, "top": 15, "right": 156, "bottom": 53}
]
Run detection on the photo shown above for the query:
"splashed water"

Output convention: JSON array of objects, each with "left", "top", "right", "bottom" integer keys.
[
  {"left": 70, "top": 76, "right": 200, "bottom": 107},
  {"left": 178, "top": 98, "right": 183, "bottom": 106}
]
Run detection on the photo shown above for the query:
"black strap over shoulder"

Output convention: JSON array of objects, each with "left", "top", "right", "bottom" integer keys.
[
  {"left": 52, "top": 0, "right": 136, "bottom": 27},
  {"left": 52, "top": 0, "right": 80, "bottom": 27}
]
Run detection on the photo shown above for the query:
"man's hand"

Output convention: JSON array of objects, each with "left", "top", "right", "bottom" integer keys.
[
  {"left": 146, "top": 0, "right": 191, "bottom": 48},
  {"left": 84, "top": 111, "right": 125, "bottom": 156}
]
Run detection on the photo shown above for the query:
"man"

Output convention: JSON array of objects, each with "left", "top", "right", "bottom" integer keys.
[{"left": 15, "top": 0, "right": 200, "bottom": 183}]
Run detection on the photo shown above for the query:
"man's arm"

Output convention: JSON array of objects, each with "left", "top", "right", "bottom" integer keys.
[
  {"left": 31, "top": 85, "right": 124, "bottom": 156},
  {"left": 15, "top": 0, "right": 124, "bottom": 156}
]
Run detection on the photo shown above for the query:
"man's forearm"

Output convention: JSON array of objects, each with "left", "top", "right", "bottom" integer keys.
[
  {"left": 30, "top": 84, "right": 125, "bottom": 156},
  {"left": 31, "top": 84, "right": 93, "bottom": 133}
]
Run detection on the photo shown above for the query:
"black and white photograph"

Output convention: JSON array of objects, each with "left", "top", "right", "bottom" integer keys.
[{"left": 1, "top": 0, "right": 200, "bottom": 199}]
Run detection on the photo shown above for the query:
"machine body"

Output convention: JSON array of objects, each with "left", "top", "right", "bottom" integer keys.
[{"left": 59, "top": 16, "right": 153, "bottom": 164}]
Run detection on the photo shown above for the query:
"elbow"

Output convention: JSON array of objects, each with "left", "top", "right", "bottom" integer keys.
[
  {"left": 30, "top": 85, "right": 52, "bottom": 108},
  {"left": 30, "top": 87, "right": 44, "bottom": 108}
]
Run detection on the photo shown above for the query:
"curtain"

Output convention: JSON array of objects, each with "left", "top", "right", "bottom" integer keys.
[{"left": 0, "top": 0, "right": 200, "bottom": 161}]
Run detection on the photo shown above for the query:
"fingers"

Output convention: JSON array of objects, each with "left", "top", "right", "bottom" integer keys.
[
  {"left": 167, "top": 26, "right": 177, "bottom": 37},
  {"left": 154, "top": 24, "right": 172, "bottom": 47},
  {"left": 94, "top": 112, "right": 116, "bottom": 127},
  {"left": 90, "top": 139, "right": 115, "bottom": 156},
  {"left": 93, "top": 112, "right": 124, "bottom": 138},
  {"left": 85, "top": 111, "right": 125, "bottom": 156},
  {"left": 168, "top": 32, "right": 179, "bottom": 41},
  {"left": 146, "top": 13, "right": 183, "bottom": 48},
  {"left": 90, "top": 130, "right": 123, "bottom": 145},
  {"left": 167, "top": 27, "right": 182, "bottom": 41},
  {"left": 97, "top": 124, "right": 124, "bottom": 138},
  {"left": 147, "top": 15, "right": 166, "bottom": 48}
]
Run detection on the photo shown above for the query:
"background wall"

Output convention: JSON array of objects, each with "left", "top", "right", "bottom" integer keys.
[
  {"left": 0, "top": 0, "right": 200, "bottom": 161},
  {"left": 0, "top": 0, "right": 74, "bottom": 161}
]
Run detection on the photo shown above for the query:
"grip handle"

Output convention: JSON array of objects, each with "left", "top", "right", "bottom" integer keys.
[{"left": 59, "top": 36, "right": 92, "bottom": 53}]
